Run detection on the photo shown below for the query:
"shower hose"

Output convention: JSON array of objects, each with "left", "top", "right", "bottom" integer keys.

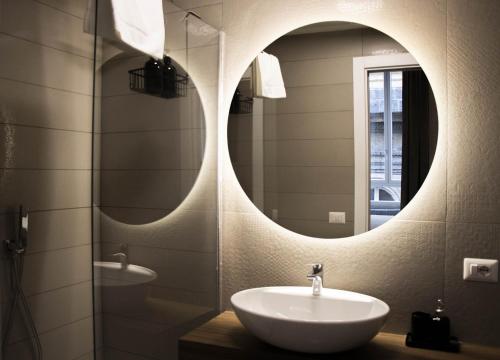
[{"left": 2, "top": 248, "right": 43, "bottom": 360}]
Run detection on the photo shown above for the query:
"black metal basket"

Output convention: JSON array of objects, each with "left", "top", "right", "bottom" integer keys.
[
  {"left": 230, "top": 97, "right": 254, "bottom": 114},
  {"left": 128, "top": 67, "right": 188, "bottom": 98},
  {"left": 239, "top": 97, "right": 254, "bottom": 114}
]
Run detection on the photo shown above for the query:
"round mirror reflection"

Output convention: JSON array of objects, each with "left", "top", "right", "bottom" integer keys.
[
  {"left": 228, "top": 21, "right": 438, "bottom": 238},
  {"left": 99, "top": 54, "right": 205, "bottom": 225}
]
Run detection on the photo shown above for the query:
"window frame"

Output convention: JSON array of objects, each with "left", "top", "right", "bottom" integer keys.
[{"left": 353, "top": 53, "right": 419, "bottom": 235}]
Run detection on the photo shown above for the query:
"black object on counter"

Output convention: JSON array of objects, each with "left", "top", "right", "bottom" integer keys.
[
  {"left": 405, "top": 299, "right": 460, "bottom": 352},
  {"left": 144, "top": 57, "right": 163, "bottom": 95},
  {"left": 162, "top": 56, "right": 177, "bottom": 98}
]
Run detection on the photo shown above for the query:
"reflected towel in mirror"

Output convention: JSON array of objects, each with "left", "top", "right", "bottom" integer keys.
[{"left": 253, "top": 51, "right": 287, "bottom": 99}]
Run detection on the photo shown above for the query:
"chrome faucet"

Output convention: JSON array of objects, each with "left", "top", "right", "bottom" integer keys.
[
  {"left": 111, "top": 243, "right": 128, "bottom": 269},
  {"left": 307, "top": 263, "right": 323, "bottom": 296}
]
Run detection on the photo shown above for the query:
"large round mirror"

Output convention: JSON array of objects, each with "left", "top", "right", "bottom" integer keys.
[{"left": 228, "top": 21, "right": 438, "bottom": 238}]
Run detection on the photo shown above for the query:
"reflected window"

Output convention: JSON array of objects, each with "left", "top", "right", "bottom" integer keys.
[{"left": 369, "top": 70, "right": 403, "bottom": 229}]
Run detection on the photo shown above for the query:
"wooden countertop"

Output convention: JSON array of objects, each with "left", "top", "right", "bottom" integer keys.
[{"left": 179, "top": 311, "right": 500, "bottom": 360}]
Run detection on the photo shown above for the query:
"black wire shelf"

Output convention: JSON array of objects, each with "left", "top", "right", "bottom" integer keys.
[
  {"left": 128, "top": 67, "right": 188, "bottom": 99},
  {"left": 230, "top": 96, "right": 254, "bottom": 114}
]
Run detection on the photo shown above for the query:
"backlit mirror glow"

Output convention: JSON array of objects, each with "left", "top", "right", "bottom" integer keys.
[{"left": 228, "top": 21, "right": 437, "bottom": 238}]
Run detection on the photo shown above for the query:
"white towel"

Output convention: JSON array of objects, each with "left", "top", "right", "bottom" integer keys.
[
  {"left": 84, "top": 0, "right": 165, "bottom": 60},
  {"left": 254, "top": 52, "right": 286, "bottom": 99}
]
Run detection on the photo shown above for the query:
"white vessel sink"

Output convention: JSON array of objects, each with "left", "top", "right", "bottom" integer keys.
[
  {"left": 231, "top": 286, "right": 390, "bottom": 353},
  {"left": 93, "top": 261, "right": 157, "bottom": 287}
]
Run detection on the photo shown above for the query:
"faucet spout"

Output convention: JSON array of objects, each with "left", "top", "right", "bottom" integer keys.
[
  {"left": 307, "top": 275, "right": 323, "bottom": 296},
  {"left": 111, "top": 243, "right": 129, "bottom": 270},
  {"left": 111, "top": 252, "right": 128, "bottom": 269},
  {"left": 307, "top": 263, "right": 324, "bottom": 296}
]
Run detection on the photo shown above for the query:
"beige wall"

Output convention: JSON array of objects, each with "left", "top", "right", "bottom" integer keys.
[
  {"left": 210, "top": 0, "right": 500, "bottom": 347},
  {"left": 0, "top": 0, "right": 94, "bottom": 359}
]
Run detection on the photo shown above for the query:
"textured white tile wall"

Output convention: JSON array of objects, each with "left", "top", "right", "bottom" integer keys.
[
  {"left": 205, "top": 0, "right": 500, "bottom": 347},
  {"left": 444, "top": 0, "right": 500, "bottom": 346}
]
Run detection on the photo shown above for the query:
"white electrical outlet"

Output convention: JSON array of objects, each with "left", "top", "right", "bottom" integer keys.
[
  {"left": 463, "top": 258, "right": 498, "bottom": 283},
  {"left": 271, "top": 209, "right": 278, "bottom": 220},
  {"left": 329, "top": 212, "right": 345, "bottom": 224}
]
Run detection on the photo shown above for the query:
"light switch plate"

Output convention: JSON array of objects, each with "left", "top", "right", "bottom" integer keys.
[
  {"left": 271, "top": 209, "right": 278, "bottom": 221},
  {"left": 463, "top": 258, "right": 498, "bottom": 283},
  {"left": 329, "top": 212, "right": 345, "bottom": 224}
]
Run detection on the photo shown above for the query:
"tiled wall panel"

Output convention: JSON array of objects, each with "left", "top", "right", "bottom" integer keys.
[
  {"left": 0, "top": 0, "right": 95, "bottom": 358},
  {"left": 444, "top": 0, "right": 500, "bottom": 346}
]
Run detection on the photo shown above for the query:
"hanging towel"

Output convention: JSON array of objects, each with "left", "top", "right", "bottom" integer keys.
[
  {"left": 84, "top": 0, "right": 165, "bottom": 59},
  {"left": 253, "top": 52, "right": 287, "bottom": 99}
]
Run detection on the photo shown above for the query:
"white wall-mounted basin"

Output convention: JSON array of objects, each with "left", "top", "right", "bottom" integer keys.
[
  {"left": 231, "top": 286, "right": 390, "bottom": 353},
  {"left": 93, "top": 261, "right": 157, "bottom": 287}
]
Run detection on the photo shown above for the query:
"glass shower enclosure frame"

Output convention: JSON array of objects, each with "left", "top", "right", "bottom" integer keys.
[{"left": 90, "top": 2, "right": 221, "bottom": 359}]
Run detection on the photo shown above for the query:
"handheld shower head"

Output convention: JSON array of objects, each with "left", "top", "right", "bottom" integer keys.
[
  {"left": 2, "top": 205, "right": 42, "bottom": 360},
  {"left": 19, "top": 206, "right": 28, "bottom": 250},
  {"left": 5, "top": 205, "right": 28, "bottom": 254}
]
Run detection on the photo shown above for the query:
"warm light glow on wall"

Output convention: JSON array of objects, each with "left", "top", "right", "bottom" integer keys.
[
  {"left": 336, "top": 0, "right": 384, "bottom": 13},
  {"left": 219, "top": 0, "right": 451, "bottom": 337}
]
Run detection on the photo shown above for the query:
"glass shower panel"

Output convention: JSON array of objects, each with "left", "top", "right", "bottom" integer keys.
[{"left": 92, "top": 3, "right": 220, "bottom": 359}]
